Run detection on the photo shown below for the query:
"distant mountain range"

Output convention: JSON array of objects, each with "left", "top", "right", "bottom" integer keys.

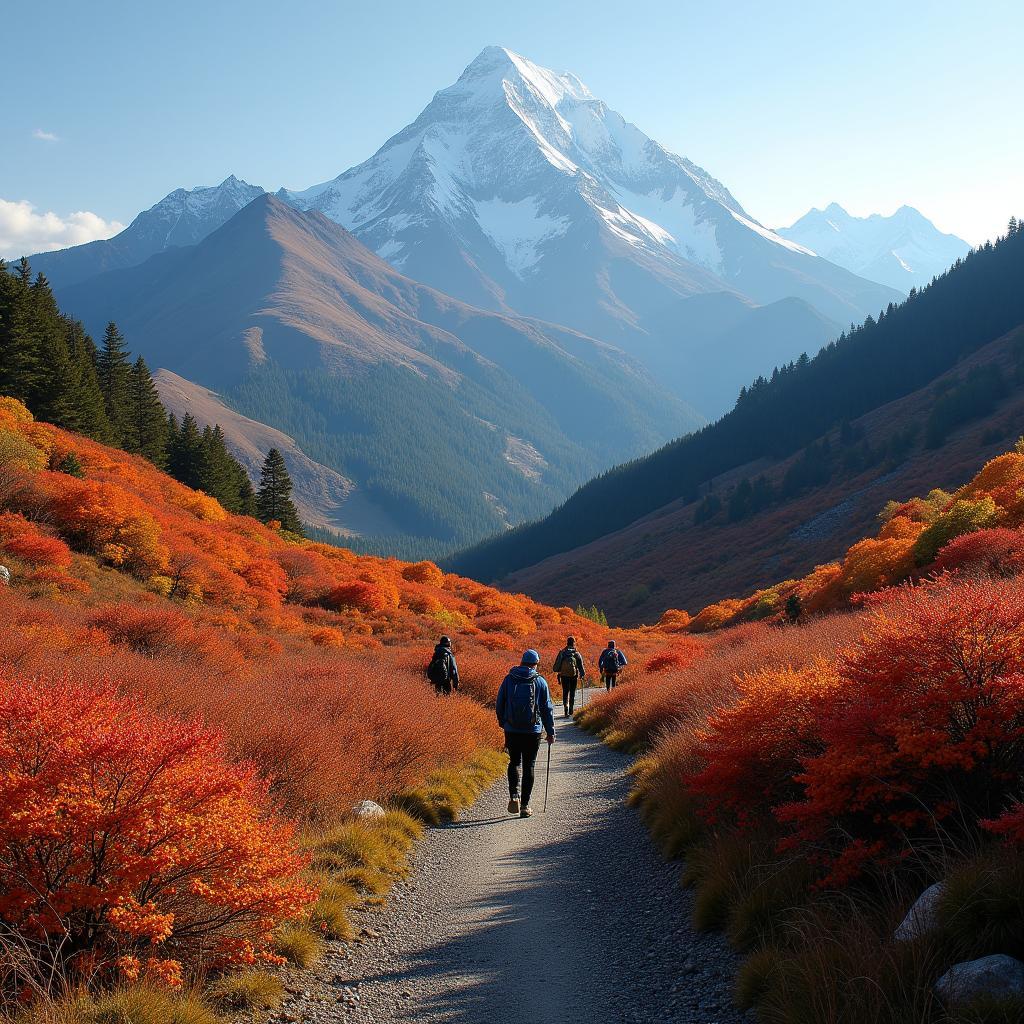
[
  {"left": 29, "top": 176, "right": 265, "bottom": 289},
  {"left": 779, "top": 203, "right": 971, "bottom": 293},
  {"left": 57, "top": 195, "right": 697, "bottom": 553},
  {"left": 19, "top": 46, "right": 976, "bottom": 554}
]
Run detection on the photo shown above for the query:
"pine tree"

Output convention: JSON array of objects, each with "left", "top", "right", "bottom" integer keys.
[
  {"left": 197, "top": 425, "right": 237, "bottom": 507},
  {"left": 167, "top": 414, "right": 205, "bottom": 489},
  {"left": 0, "top": 259, "right": 44, "bottom": 402},
  {"left": 126, "top": 357, "right": 168, "bottom": 466},
  {"left": 66, "top": 321, "right": 114, "bottom": 442},
  {"left": 256, "top": 448, "right": 302, "bottom": 534},
  {"left": 97, "top": 322, "right": 132, "bottom": 443}
]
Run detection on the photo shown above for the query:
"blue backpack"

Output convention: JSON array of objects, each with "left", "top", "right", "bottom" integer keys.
[
  {"left": 505, "top": 674, "right": 539, "bottom": 730},
  {"left": 601, "top": 648, "right": 620, "bottom": 674}
]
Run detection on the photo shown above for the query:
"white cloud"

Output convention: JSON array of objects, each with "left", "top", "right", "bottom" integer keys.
[
  {"left": 32, "top": 128, "right": 59, "bottom": 142},
  {"left": 0, "top": 199, "right": 126, "bottom": 259}
]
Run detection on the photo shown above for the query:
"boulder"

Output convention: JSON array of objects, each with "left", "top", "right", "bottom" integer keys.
[
  {"left": 894, "top": 881, "right": 946, "bottom": 941},
  {"left": 352, "top": 800, "right": 386, "bottom": 820},
  {"left": 935, "top": 954, "right": 1024, "bottom": 1005}
]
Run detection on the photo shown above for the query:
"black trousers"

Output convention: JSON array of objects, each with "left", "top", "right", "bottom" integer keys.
[
  {"left": 560, "top": 676, "right": 579, "bottom": 714},
  {"left": 605, "top": 672, "right": 618, "bottom": 691},
  {"left": 505, "top": 731, "right": 542, "bottom": 806}
]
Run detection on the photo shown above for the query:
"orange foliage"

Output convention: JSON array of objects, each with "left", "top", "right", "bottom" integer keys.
[{"left": 0, "top": 675, "right": 314, "bottom": 984}]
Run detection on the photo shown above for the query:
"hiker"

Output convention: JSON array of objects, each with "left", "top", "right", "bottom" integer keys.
[
  {"left": 553, "top": 635, "right": 585, "bottom": 717},
  {"left": 425, "top": 635, "right": 460, "bottom": 694},
  {"left": 598, "top": 639, "right": 627, "bottom": 690},
  {"left": 495, "top": 649, "right": 555, "bottom": 818},
  {"left": 0, "top": 565, "right": 9, "bottom": 587}
]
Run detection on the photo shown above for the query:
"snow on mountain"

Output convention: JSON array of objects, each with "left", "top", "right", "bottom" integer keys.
[
  {"left": 27, "top": 176, "right": 265, "bottom": 289},
  {"left": 778, "top": 203, "right": 971, "bottom": 293},
  {"left": 281, "top": 46, "right": 899, "bottom": 368},
  {"left": 285, "top": 46, "right": 804, "bottom": 280}
]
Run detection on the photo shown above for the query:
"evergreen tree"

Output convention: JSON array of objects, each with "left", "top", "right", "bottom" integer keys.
[
  {"left": 197, "top": 424, "right": 238, "bottom": 508},
  {"left": 256, "top": 448, "right": 302, "bottom": 534},
  {"left": 126, "top": 357, "right": 168, "bottom": 466},
  {"left": 65, "top": 322, "right": 114, "bottom": 442},
  {"left": 97, "top": 322, "right": 132, "bottom": 442},
  {"left": 0, "top": 259, "right": 43, "bottom": 402},
  {"left": 167, "top": 413, "right": 205, "bottom": 489}
]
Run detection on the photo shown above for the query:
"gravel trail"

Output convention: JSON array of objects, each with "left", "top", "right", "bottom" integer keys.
[{"left": 281, "top": 690, "right": 750, "bottom": 1024}]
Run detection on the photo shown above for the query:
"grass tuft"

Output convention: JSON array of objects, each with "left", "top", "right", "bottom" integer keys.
[
  {"left": 207, "top": 970, "right": 284, "bottom": 1012},
  {"left": 17, "top": 987, "right": 219, "bottom": 1024},
  {"left": 271, "top": 921, "right": 323, "bottom": 968}
]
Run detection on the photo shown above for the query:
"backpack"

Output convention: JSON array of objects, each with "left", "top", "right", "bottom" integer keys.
[
  {"left": 427, "top": 651, "right": 451, "bottom": 687},
  {"left": 600, "top": 648, "right": 619, "bottom": 674},
  {"left": 505, "top": 674, "right": 540, "bottom": 730},
  {"left": 557, "top": 648, "right": 579, "bottom": 679}
]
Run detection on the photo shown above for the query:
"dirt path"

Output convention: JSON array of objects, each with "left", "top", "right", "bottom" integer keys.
[{"left": 283, "top": 690, "right": 750, "bottom": 1024}]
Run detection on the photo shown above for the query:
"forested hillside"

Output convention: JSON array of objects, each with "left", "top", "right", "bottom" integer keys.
[
  {"left": 0, "top": 258, "right": 259, "bottom": 518},
  {"left": 55, "top": 196, "right": 697, "bottom": 557},
  {"left": 451, "top": 222, "right": 1024, "bottom": 598}
]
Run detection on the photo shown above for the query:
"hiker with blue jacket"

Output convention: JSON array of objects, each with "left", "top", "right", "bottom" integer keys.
[
  {"left": 599, "top": 639, "right": 627, "bottom": 690},
  {"left": 426, "top": 635, "right": 460, "bottom": 694},
  {"left": 495, "top": 649, "right": 555, "bottom": 818}
]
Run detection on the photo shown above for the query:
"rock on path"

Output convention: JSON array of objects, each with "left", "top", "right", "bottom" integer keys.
[{"left": 279, "top": 694, "right": 750, "bottom": 1024}]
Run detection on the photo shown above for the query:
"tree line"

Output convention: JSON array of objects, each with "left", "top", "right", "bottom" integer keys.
[
  {"left": 0, "top": 257, "right": 301, "bottom": 534},
  {"left": 451, "top": 217, "right": 1024, "bottom": 581}
]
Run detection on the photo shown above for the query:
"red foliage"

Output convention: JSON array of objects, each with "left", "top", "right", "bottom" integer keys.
[
  {"left": 778, "top": 579, "right": 1024, "bottom": 883},
  {"left": 687, "top": 662, "right": 839, "bottom": 827},
  {"left": 933, "top": 527, "right": 1024, "bottom": 578},
  {"left": 0, "top": 675, "right": 314, "bottom": 984}
]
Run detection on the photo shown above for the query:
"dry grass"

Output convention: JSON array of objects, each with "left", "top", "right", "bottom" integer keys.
[
  {"left": 207, "top": 970, "right": 283, "bottom": 1012},
  {"left": 14, "top": 988, "right": 218, "bottom": 1024},
  {"left": 270, "top": 922, "right": 323, "bottom": 968}
]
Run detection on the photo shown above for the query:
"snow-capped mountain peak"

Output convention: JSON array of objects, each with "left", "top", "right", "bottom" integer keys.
[
  {"left": 283, "top": 46, "right": 809, "bottom": 287},
  {"left": 779, "top": 203, "right": 971, "bottom": 292}
]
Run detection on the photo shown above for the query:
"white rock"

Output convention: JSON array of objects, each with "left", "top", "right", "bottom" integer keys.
[
  {"left": 352, "top": 800, "right": 386, "bottom": 820},
  {"left": 935, "top": 954, "right": 1024, "bottom": 1005},
  {"left": 893, "top": 881, "right": 946, "bottom": 941}
]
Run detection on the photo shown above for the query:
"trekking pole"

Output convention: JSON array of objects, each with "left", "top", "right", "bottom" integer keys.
[{"left": 543, "top": 740, "right": 552, "bottom": 813}]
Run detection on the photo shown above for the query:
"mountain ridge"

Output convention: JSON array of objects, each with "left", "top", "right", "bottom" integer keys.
[
  {"left": 779, "top": 202, "right": 971, "bottom": 292},
  {"left": 56, "top": 194, "right": 698, "bottom": 550}
]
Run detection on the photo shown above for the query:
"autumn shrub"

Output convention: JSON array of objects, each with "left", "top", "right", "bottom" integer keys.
[
  {"left": 933, "top": 527, "right": 1024, "bottom": 578},
  {"left": 778, "top": 578, "right": 1024, "bottom": 885},
  {"left": 327, "top": 579, "right": 400, "bottom": 614},
  {"left": 687, "top": 662, "right": 840, "bottom": 828},
  {"left": 0, "top": 675, "right": 315, "bottom": 992}
]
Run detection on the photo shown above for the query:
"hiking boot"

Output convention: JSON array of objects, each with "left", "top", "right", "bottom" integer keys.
[
  {"left": 507, "top": 796, "right": 520, "bottom": 814},
  {"left": 520, "top": 806, "right": 533, "bottom": 818}
]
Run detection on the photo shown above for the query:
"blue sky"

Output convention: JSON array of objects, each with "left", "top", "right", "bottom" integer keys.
[{"left": 2, "top": 0, "right": 1021, "bottom": 255}]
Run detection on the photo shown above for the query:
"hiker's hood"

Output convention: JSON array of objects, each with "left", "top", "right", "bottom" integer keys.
[
  {"left": 434, "top": 643, "right": 451, "bottom": 656},
  {"left": 509, "top": 665, "right": 538, "bottom": 680}
]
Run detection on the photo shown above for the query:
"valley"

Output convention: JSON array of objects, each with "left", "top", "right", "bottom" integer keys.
[{"left": 4, "top": 17, "right": 1023, "bottom": 1024}]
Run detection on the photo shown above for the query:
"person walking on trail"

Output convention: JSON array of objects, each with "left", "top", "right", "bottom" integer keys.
[
  {"left": 553, "top": 636, "right": 585, "bottom": 717},
  {"left": 426, "top": 635, "right": 460, "bottom": 695},
  {"left": 599, "top": 640, "right": 627, "bottom": 691},
  {"left": 495, "top": 649, "right": 555, "bottom": 818}
]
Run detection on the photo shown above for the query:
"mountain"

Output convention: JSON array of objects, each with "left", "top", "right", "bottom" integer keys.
[
  {"left": 153, "top": 368, "right": 399, "bottom": 535},
  {"left": 283, "top": 46, "right": 900, "bottom": 401},
  {"left": 26, "top": 176, "right": 266, "bottom": 289},
  {"left": 778, "top": 203, "right": 971, "bottom": 293},
  {"left": 448, "top": 224, "right": 1024, "bottom": 619},
  {"left": 57, "top": 194, "right": 698, "bottom": 553}
]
